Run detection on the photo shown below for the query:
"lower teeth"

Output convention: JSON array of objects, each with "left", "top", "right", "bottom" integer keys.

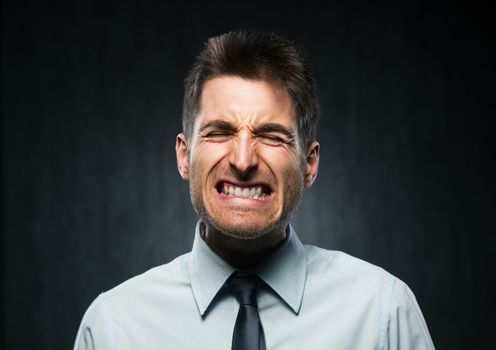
[{"left": 221, "top": 191, "right": 268, "bottom": 200}]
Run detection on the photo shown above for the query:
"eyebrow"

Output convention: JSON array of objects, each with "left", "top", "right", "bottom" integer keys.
[
  {"left": 198, "top": 120, "right": 236, "bottom": 133},
  {"left": 198, "top": 119, "right": 297, "bottom": 143}
]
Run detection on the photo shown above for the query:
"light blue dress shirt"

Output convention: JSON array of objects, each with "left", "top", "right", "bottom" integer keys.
[{"left": 74, "top": 223, "right": 435, "bottom": 349}]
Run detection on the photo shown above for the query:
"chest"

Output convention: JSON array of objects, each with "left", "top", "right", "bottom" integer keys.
[{"left": 109, "top": 283, "right": 383, "bottom": 350}]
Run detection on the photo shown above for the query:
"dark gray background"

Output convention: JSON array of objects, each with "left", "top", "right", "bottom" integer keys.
[{"left": 2, "top": 0, "right": 494, "bottom": 349}]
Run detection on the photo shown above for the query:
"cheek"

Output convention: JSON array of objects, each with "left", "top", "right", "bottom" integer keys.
[
  {"left": 259, "top": 146, "right": 301, "bottom": 175},
  {"left": 190, "top": 142, "right": 230, "bottom": 177}
]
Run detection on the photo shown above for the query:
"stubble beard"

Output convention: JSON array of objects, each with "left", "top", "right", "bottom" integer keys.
[{"left": 189, "top": 166, "right": 305, "bottom": 241}]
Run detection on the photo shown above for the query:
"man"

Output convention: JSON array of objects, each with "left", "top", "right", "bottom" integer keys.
[{"left": 75, "top": 30, "right": 435, "bottom": 349}]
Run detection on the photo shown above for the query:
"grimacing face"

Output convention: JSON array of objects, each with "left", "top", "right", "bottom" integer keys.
[{"left": 176, "top": 76, "right": 319, "bottom": 241}]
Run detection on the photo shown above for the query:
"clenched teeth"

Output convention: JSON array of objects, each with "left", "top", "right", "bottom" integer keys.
[{"left": 221, "top": 184, "right": 269, "bottom": 200}]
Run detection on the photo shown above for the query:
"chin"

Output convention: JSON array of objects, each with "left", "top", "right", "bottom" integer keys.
[
  {"left": 211, "top": 211, "right": 289, "bottom": 240},
  {"left": 206, "top": 212, "right": 283, "bottom": 241},
  {"left": 218, "top": 224, "right": 272, "bottom": 240}
]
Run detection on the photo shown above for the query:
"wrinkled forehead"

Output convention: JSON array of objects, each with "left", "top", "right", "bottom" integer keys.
[{"left": 196, "top": 76, "right": 297, "bottom": 129}]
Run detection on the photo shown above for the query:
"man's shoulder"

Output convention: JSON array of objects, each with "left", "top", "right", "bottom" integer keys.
[
  {"left": 301, "top": 244, "right": 405, "bottom": 318},
  {"left": 303, "top": 244, "right": 394, "bottom": 286},
  {"left": 75, "top": 251, "right": 199, "bottom": 348},
  {"left": 299, "top": 245, "right": 435, "bottom": 349}
]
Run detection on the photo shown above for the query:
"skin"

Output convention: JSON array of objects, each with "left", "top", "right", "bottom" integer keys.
[{"left": 176, "top": 76, "right": 319, "bottom": 268}]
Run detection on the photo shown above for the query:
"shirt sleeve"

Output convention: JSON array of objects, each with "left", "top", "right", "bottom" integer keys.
[
  {"left": 74, "top": 296, "right": 114, "bottom": 350},
  {"left": 384, "top": 279, "right": 435, "bottom": 350}
]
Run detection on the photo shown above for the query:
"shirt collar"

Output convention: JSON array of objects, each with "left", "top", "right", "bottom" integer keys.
[
  {"left": 188, "top": 221, "right": 307, "bottom": 316},
  {"left": 255, "top": 225, "right": 307, "bottom": 314},
  {"left": 188, "top": 221, "right": 235, "bottom": 316}
]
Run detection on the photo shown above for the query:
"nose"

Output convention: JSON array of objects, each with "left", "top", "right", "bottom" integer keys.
[{"left": 229, "top": 132, "right": 258, "bottom": 177}]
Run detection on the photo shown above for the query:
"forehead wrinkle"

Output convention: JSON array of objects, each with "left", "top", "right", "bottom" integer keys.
[
  {"left": 230, "top": 112, "right": 278, "bottom": 131},
  {"left": 202, "top": 110, "right": 293, "bottom": 131}
]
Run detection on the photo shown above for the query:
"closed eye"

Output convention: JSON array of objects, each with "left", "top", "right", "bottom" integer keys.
[
  {"left": 258, "top": 134, "right": 288, "bottom": 146},
  {"left": 253, "top": 123, "right": 296, "bottom": 147},
  {"left": 199, "top": 120, "right": 236, "bottom": 142},
  {"left": 202, "top": 130, "right": 233, "bottom": 142},
  {"left": 207, "top": 131, "right": 232, "bottom": 137}
]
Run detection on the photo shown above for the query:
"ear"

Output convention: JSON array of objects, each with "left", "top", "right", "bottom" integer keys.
[
  {"left": 176, "top": 133, "right": 190, "bottom": 181},
  {"left": 304, "top": 141, "right": 320, "bottom": 188}
]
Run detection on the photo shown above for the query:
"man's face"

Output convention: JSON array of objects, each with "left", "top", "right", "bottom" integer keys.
[{"left": 177, "top": 76, "right": 318, "bottom": 240}]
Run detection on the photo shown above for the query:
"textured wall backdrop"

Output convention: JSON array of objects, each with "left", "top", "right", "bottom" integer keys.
[{"left": 2, "top": 0, "right": 494, "bottom": 349}]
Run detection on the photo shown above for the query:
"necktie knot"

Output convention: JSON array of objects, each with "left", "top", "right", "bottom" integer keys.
[{"left": 228, "top": 273, "right": 261, "bottom": 307}]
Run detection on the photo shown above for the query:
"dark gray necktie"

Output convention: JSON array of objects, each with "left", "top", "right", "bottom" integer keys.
[{"left": 228, "top": 273, "right": 266, "bottom": 350}]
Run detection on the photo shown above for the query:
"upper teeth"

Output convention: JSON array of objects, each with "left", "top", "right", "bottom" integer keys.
[{"left": 222, "top": 184, "right": 268, "bottom": 200}]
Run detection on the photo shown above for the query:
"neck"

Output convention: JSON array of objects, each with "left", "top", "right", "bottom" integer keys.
[{"left": 201, "top": 222, "right": 288, "bottom": 269}]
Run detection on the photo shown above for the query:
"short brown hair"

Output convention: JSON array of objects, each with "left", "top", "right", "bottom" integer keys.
[{"left": 182, "top": 30, "right": 320, "bottom": 149}]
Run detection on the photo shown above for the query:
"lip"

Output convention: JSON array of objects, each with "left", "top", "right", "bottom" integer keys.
[{"left": 212, "top": 188, "right": 275, "bottom": 206}]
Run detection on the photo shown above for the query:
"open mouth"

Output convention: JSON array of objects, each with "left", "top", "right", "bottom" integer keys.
[{"left": 216, "top": 181, "right": 273, "bottom": 200}]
